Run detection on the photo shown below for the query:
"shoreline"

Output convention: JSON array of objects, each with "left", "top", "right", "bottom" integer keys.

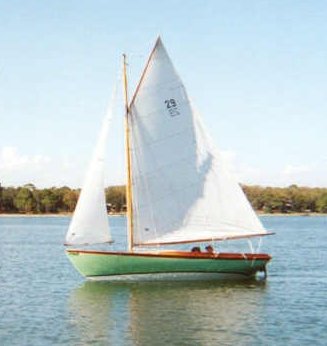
[
  {"left": 0, "top": 212, "right": 126, "bottom": 218},
  {"left": 258, "top": 212, "right": 327, "bottom": 217},
  {"left": 0, "top": 212, "right": 326, "bottom": 218}
]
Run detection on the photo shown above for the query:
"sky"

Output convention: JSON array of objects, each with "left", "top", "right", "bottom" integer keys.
[{"left": 0, "top": 0, "right": 326, "bottom": 188}]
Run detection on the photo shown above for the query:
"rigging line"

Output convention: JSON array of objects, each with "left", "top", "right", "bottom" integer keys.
[
  {"left": 247, "top": 239, "right": 254, "bottom": 254},
  {"left": 105, "top": 75, "right": 120, "bottom": 121},
  {"left": 256, "top": 237, "right": 263, "bottom": 253}
]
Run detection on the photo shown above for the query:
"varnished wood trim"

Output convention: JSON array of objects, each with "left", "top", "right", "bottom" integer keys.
[{"left": 66, "top": 249, "right": 272, "bottom": 261}]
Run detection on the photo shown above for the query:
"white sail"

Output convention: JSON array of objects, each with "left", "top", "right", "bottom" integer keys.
[
  {"left": 128, "top": 38, "right": 267, "bottom": 246},
  {"left": 65, "top": 98, "right": 114, "bottom": 246}
]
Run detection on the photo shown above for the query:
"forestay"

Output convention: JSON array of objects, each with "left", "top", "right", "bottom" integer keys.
[
  {"left": 65, "top": 99, "right": 114, "bottom": 246},
  {"left": 129, "top": 38, "right": 267, "bottom": 246}
]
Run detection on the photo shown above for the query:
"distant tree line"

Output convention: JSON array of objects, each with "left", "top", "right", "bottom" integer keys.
[
  {"left": 242, "top": 184, "right": 327, "bottom": 214},
  {"left": 0, "top": 183, "right": 326, "bottom": 214},
  {"left": 0, "top": 183, "right": 126, "bottom": 214}
]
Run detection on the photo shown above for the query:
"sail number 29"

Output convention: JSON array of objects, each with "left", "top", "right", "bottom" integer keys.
[{"left": 164, "top": 99, "right": 180, "bottom": 117}]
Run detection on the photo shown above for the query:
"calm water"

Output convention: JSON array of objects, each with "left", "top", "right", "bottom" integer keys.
[{"left": 0, "top": 216, "right": 326, "bottom": 345}]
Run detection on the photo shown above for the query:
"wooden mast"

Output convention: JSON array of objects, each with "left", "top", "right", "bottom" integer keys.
[{"left": 122, "top": 53, "right": 134, "bottom": 252}]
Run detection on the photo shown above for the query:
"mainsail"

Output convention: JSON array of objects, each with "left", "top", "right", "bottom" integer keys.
[
  {"left": 129, "top": 38, "right": 267, "bottom": 246},
  {"left": 65, "top": 96, "right": 115, "bottom": 246}
]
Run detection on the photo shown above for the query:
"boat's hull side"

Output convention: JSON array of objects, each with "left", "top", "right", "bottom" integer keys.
[{"left": 66, "top": 250, "right": 271, "bottom": 281}]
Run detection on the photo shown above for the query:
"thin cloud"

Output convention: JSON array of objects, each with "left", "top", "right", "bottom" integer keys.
[
  {"left": 0, "top": 146, "right": 52, "bottom": 186},
  {"left": 282, "top": 164, "right": 312, "bottom": 176},
  {"left": 0, "top": 146, "right": 50, "bottom": 169},
  {"left": 219, "top": 150, "right": 264, "bottom": 184}
]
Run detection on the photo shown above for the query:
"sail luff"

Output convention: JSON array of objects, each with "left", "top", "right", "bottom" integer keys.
[
  {"left": 122, "top": 53, "right": 134, "bottom": 252},
  {"left": 129, "top": 36, "right": 162, "bottom": 109}
]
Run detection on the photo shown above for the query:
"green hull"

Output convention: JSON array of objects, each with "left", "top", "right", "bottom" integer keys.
[{"left": 66, "top": 250, "right": 271, "bottom": 281}]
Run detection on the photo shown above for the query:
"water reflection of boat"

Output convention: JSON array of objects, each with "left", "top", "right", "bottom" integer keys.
[
  {"left": 69, "top": 280, "right": 267, "bottom": 345},
  {"left": 68, "top": 282, "right": 132, "bottom": 345}
]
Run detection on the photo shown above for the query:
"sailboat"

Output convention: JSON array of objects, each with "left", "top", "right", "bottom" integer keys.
[{"left": 65, "top": 37, "right": 272, "bottom": 281}]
